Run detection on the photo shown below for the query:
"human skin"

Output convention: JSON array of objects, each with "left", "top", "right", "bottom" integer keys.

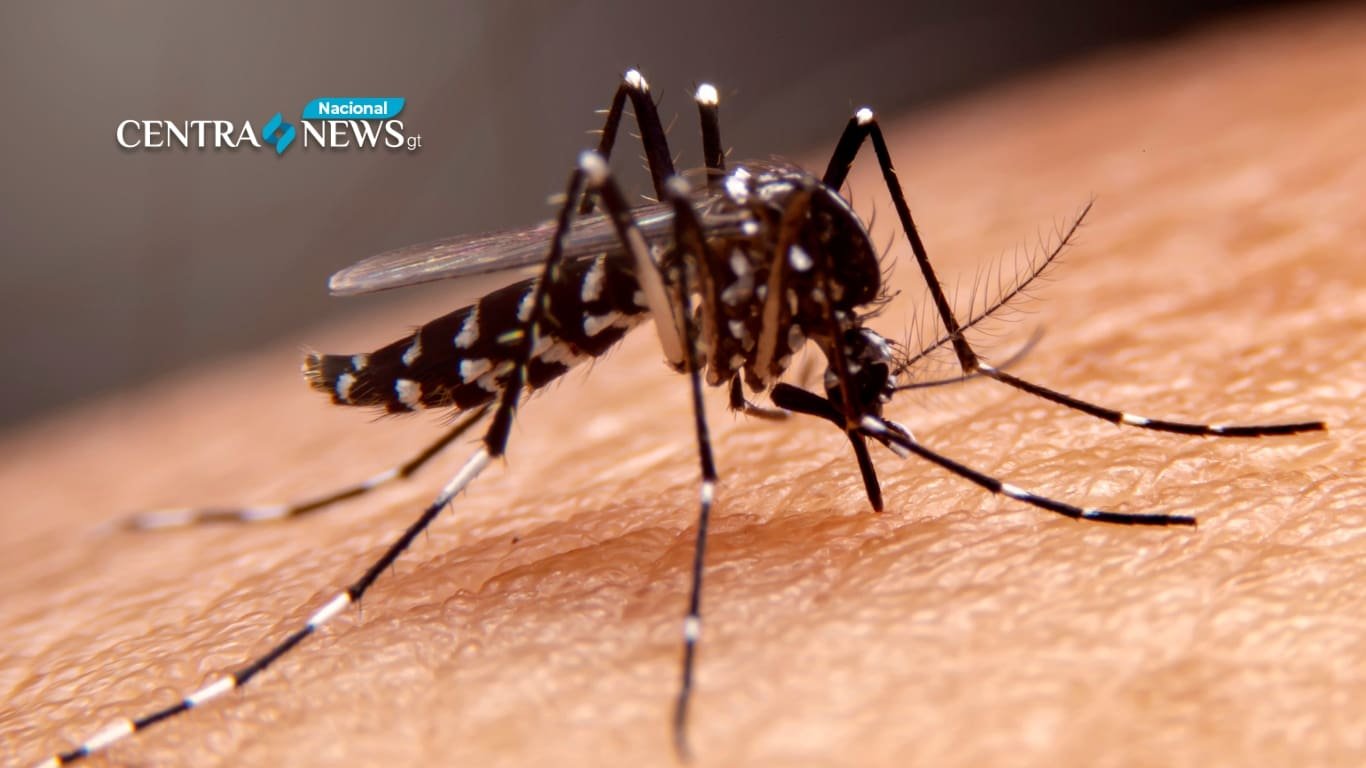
[{"left": 4, "top": 6, "right": 1364, "bottom": 768}]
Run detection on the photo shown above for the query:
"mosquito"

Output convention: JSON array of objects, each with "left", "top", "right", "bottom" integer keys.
[{"left": 36, "top": 70, "right": 1325, "bottom": 766}]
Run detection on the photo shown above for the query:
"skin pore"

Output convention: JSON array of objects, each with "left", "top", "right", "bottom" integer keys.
[{"left": 4, "top": 6, "right": 1362, "bottom": 767}]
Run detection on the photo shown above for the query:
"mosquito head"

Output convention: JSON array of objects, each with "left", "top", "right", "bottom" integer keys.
[{"left": 824, "top": 328, "right": 896, "bottom": 418}]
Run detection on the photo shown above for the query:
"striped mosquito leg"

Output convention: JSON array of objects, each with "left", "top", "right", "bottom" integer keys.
[
  {"left": 36, "top": 444, "right": 494, "bottom": 767},
  {"left": 484, "top": 154, "right": 595, "bottom": 454},
  {"left": 580, "top": 68, "right": 677, "bottom": 214},
  {"left": 663, "top": 176, "right": 721, "bottom": 760},
  {"left": 857, "top": 415, "right": 1196, "bottom": 526},
  {"left": 36, "top": 156, "right": 601, "bottom": 765},
  {"left": 823, "top": 107, "right": 980, "bottom": 373},
  {"left": 120, "top": 405, "right": 491, "bottom": 531},
  {"left": 824, "top": 108, "right": 1325, "bottom": 439},
  {"left": 975, "top": 364, "right": 1327, "bottom": 437},
  {"left": 771, "top": 384, "right": 1191, "bottom": 526},
  {"left": 566, "top": 159, "right": 721, "bottom": 752}
]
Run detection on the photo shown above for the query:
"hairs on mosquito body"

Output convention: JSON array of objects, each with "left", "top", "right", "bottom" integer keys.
[
  {"left": 892, "top": 200, "right": 1094, "bottom": 385},
  {"left": 840, "top": 181, "right": 901, "bottom": 324},
  {"left": 851, "top": 182, "right": 902, "bottom": 293}
]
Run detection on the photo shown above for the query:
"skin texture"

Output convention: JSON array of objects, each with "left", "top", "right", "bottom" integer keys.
[{"left": 3, "top": 6, "right": 1363, "bottom": 767}]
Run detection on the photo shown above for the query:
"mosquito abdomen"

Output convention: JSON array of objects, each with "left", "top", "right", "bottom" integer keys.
[{"left": 304, "top": 253, "right": 651, "bottom": 414}]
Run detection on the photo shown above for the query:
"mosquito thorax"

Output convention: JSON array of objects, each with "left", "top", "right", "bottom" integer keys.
[{"left": 707, "top": 163, "right": 884, "bottom": 393}]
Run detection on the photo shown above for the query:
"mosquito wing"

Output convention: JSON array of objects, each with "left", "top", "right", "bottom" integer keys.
[{"left": 329, "top": 200, "right": 746, "bottom": 296}]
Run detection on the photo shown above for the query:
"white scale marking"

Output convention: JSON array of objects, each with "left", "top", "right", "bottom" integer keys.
[
  {"left": 335, "top": 373, "right": 356, "bottom": 403},
  {"left": 1121, "top": 412, "right": 1151, "bottom": 426},
  {"left": 787, "top": 324, "right": 804, "bottom": 353},
  {"left": 395, "top": 378, "right": 421, "bottom": 408},
  {"left": 186, "top": 676, "right": 236, "bottom": 707},
  {"left": 788, "top": 244, "right": 813, "bottom": 271},
  {"left": 350, "top": 354, "right": 369, "bottom": 370},
  {"left": 759, "top": 180, "right": 794, "bottom": 201},
  {"left": 856, "top": 107, "right": 874, "bottom": 125},
  {"left": 516, "top": 288, "right": 536, "bottom": 322},
  {"left": 683, "top": 615, "right": 702, "bottom": 643},
  {"left": 721, "top": 250, "right": 755, "bottom": 306},
  {"left": 581, "top": 254, "right": 607, "bottom": 302},
  {"left": 83, "top": 719, "right": 134, "bottom": 752},
  {"left": 883, "top": 437, "right": 910, "bottom": 459},
  {"left": 700, "top": 480, "right": 716, "bottom": 506},
  {"left": 455, "top": 307, "right": 480, "bottom": 348},
  {"left": 624, "top": 69, "right": 648, "bottom": 91},
  {"left": 1000, "top": 483, "right": 1029, "bottom": 500},
  {"left": 436, "top": 447, "right": 492, "bottom": 506},
  {"left": 584, "top": 311, "right": 622, "bottom": 337},
  {"left": 725, "top": 168, "right": 751, "bottom": 203},
  {"left": 728, "top": 320, "right": 745, "bottom": 339},
  {"left": 459, "top": 358, "right": 492, "bottom": 383},
  {"left": 695, "top": 83, "right": 718, "bottom": 106},
  {"left": 402, "top": 335, "right": 421, "bottom": 367},
  {"left": 307, "top": 592, "right": 353, "bottom": 629},
  {"left": 860, "top": 417, "right": 910, "bottom": 457},
  {"left": 580, "top": 150, "right": 609, "bottom": 183},
  {"left": 863, "top": 329, "right": 892, "bottom": 361}
]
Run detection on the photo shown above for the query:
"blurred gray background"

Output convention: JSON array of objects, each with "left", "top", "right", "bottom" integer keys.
[{"left": 0, "top": 0, "right": 1288, "bottom": 429}]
